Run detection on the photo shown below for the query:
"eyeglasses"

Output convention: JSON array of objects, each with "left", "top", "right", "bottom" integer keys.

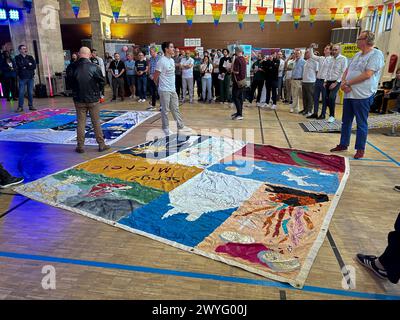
[{"left": 357, "top": 37, "right": 367, "bottom": 40}]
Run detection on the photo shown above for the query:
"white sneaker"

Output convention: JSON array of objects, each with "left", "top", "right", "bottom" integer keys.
[
  {"left": 178, "top": 126, "right": 193, "bottom": 134},
  {"left": 260, "top": 103, "right": 267, "bottom": 109},
  {"left": 290, "top": 106, "right": 294, "bottom": 113},
  {"left": 142, "top": 99, "right": 146, "bottom": 102},
  {"left": 306, "top": 112, "right": 313, "bottom": 117},
  {"left": 271, "top": 104, "right": 277, "bottom": 110},
  {"left": 147, "top": 106, "right": 157, "bottom": 111},
  {"left": 163, "top": 128, "right": 174, "bottom": 136},
  {"left": 328, "top": 116, "right": 335, "bottom": 123},
  {"left": 129, "top": 95, "right": 133, "bottom": 99}
]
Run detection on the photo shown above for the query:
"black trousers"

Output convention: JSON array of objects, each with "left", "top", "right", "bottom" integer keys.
[
  {"left": 265, "top": 79, "right": 278, "bottom": 105},
  {"left": 232, "top": 83, "right": 244, "bottom": 117},
  {"left": 379, "top": 212, "right": 400, "bottom": 284},
  {"left": 4, "top": 77, "right": 17, "bottom": 99},
  {"left": 382, "top": 92, "right": 400, "bottom": 114},
  {"left": 212, "top": 73, "right": 220, "bottom": 98},
  {"left": 0, "top": 164, "right": 13, "bottom": 184},
  {"left": 149, "top": 78, "right": 158, "bottom": 107},
  {"left": 193, "top": 71, "right": 202, "bottom": 99},
  {"left": 175, "top": 74, "right": 182, "bottom": 98},
  {"left": 249, "top": 78, "right": 264, "bottom": 103}
]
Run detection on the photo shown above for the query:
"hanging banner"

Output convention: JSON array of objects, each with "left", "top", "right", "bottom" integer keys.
[
  {"left": 309, "top": 8, "right": 317, "bottom": 26},
  {"left": 109, "top": 0, "right": 124, "bottom": 22},
  {"left": 355, "top": 7, "right": 363, "bottom": 22},
  {"left": 396, "top": 2, "right": 400, "bottom": 16},
  {"left": 151, "top": 0, "right": 164, "bottom": 26},
  {"left": 274, "top": 7, "right": 284, "bottom": 25},
  {"left": 256, "top": 6, "right": 267, "bottom": 31},
  {"left": 293, "top": 8, "right": 301, "bottom": 29},
  {"left": 343, "top": 7, "right": 350, "bottom": 20},
  {"left": 377, "top": 4, "right": 384, "bottom": 21},
  {"left": 210, "top": 3, "right": 223, "bottom": 26},
  {"left": 236, "top": 5, "right": 247, "bottom": 29},
  {"left": 69, "top": 0, "right": 82, "bottom": 18},
  {"left": 183, "top": 0, "right": 196, "bottom": 26},
  {"left": 330, "top": 8, "right": 338, "bottom": 24},
  {"left": 387, "top": 2, "right": 394, "bottom": 20}
]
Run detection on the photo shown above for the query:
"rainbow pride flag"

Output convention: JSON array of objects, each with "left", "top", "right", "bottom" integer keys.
[
  {"left": 109, "top": 0, "right": 124, "bottom": 22},
  {"left": 309, "top": 8, "right": 317, "bottom": 26},
  {"left": 355, "top": 7, "right": 363, "bottom": 22},
  {"left": 343, "top": 7, "right": 350, "bottom": 20},
  {"left": 377, "top": 5, "right": 384, "bottom": 21},
  {"left": 210, "top": 3, "right": 223, "bottom": 26},
  {"left": 69, "top": 0, "right": 82, "bottom": 18},
  {"left": 256, "top": 6, "right": 267, "bottom": 31},
  {"left": 236, "top": 5, "right": 247, "bottom": 29},
  {"left": 293, "top": 8, "right": 301, "bottom": 29},
  {"left": 274, "top": 7, "right": 284, "bottom": 25},
  {"left": 330, "top": 8, "right": 337, "bottom": 25},
  {"left": 183, "top": 0, "right": 196, "bottom": 26},
  {"left": 387, "top": 3, "right": 394, "bottom": 20},
  {"left": 396, "top": 2, "right": 400, "bottom": 16},
  {"left": 151, "top": 0, "right": 164, "bottom": 26}
]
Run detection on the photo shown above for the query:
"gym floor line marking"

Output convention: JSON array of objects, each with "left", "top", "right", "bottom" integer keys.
[
  {"left": 0, "top": 251, "right": 399, "bottom": 300},
  {"left": 367, "top": 141, "right": 400, "bottom": 166},
  {"left": 0, "top": 199, "right": 31, "bottom": 219}
]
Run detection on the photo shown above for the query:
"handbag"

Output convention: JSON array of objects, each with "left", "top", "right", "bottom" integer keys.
[{"left": 234, "top": 73, "right": 247, "bottom": 88}]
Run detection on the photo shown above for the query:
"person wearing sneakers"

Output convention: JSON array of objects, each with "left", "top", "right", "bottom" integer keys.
[
  {"left": 324, "top": 44, "right": 347, "bottom": 123},
  {"left": 290, "top": 49, "right": 305, "bottom": 114},
  {"left": 135, "top": 51, "right": 149, "bottom": 103},
  {"left": 301, "top": 49, "right": 318, "bottom": 117},
  {"left": 180, "top": 50, "right": 194, "bottom": 104},
  {"left": 263, "top": 53, "right": 280, "bottom": 110},
  {"left": 71, "top": 47, "right": 110, "bottom": 154},
  {"left": 147, "top": 46, "right": 160, "bottom": 111},
  {"left": 249, "top": 53, "right": 265, "bottom": 107},
  {"left": 308, "top": 43, "right": 333, "bottom": 119},
  {"left": 110, "top": 53, "right": 126, "bottom": 101},
  {"left": 125, "top": 53, "right": 136, "bottom": 99},
  {"left": 15, "top": 44, "right": 37, "bottom": 112},
  {"left": 357, "top": 211, "right": 400, "bottom": 285},
  {"left": 153, "top": 42, "right": 192, "bottom": 136},
  {"left": 0, "top": 164, "right": 24, "bottom": 188},
  {"left": 330, "top": 31, "right": 384, "bottom": 159},
  {"left": 231, "top": 46, "right": 247, "bottom": 120}
]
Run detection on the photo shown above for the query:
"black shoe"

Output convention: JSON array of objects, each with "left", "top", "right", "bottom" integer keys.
[
  {"left": 317, "top": 114, "right": 326, "bottom": 120},
  {"left": 29, "top": 106, "right": 37, "bottom": 111},
  {"left": 394, "top": 186, "right": 400, "bottom": 192},
  {"left": 231, "top": 113, "right": 238, "bottom": 119},
  {"left": 298, "top": 110, "right": 306, "bottom": 115},
  {"left": 0, "top": 176, "right": 24, "bottom": 188},
  {"left": 16, "top": 107, "right": 23, "bottom": 113},
  {"left": 307, "top": 113, "right": 318, "bottom": 119},
  {"left": 75, "top": 147, "right": 84, "bottom": 153},
  {"left": 356, "top": 254, "right": 388, "bottom": 280}
]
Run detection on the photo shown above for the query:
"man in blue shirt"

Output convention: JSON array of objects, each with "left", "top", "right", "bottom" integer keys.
[
  {"left": 290, "top": 49, "right": 306, "bottom": 113},
  {"left": 147, "top": 46, "right": 160, "bottom": 110},
  {"left": 125, "top": 53, "right": 136, "bottom": 99}
]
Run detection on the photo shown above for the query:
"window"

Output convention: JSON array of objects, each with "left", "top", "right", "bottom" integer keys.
[
  {"left": 385, "top": 3, "right": 394, "bottom": 31},
  {"left": 369, "top": 9, "right": 378, "bottom": 32}
]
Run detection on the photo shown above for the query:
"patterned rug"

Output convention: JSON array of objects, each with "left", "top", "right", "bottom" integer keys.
[
  {"left": 300, "top": 113, "right": 400, "bottom": 133},
  {"left": 0, "top": 108, "right": 158, "bottom": 145},
  {"left": 14, "top": 135, "right": 349, "bottom": 288}
]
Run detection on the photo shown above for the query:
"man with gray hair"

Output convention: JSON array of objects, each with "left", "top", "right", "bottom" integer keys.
[
  {"left": 290, "top": 49, "right": 305, "bottom": 113},
  {"left": 70, "top": 47, "right": 109, "bottom": 153},
  {"left": 231, "top": 46, "right": 247, "bottom": 120},
  {"left": 330, "top": 31, "right": 384, "bottom": 159}
]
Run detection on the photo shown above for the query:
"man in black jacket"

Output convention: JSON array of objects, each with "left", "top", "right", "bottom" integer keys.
[
  {"left": 70, "top": 47, "right": 109, "bottom": 153},
  {"left": 15, "top": 45, "right": 37, "bottom": 112},
  {"left": 262, "top": 53, "right": 280, "bottom": 110}
]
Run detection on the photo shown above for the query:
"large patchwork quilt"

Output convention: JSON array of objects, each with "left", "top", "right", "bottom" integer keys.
[
  {"left": 0, "top": 108, "right": 158, "bottom": 145},
  {"left": 14, "top": 135, "right": 349, "bottom": 288}
]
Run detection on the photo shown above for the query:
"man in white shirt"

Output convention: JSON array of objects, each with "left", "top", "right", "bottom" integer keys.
[
  {"left": 301, "top": 50, "right": 319, "bottom": 116},
  {"left": 181, "top": 50, "right": 194, "bottom": 103},
  {"left": 324, "top": 44, "right": 348, "bottom": 123},
  {"left": 154, "top": 42, "right": 192, "bottom": 136},
  {"left": 331, "top": 31, "right": 385, "bottom": 159},
  {"left": 277, "top": 51, "right": 285, "bottom": 101},
  {"left": 308, "top": 43, "right": 333, "bottom": 119}
]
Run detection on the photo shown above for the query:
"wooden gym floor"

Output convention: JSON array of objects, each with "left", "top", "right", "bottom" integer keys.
[{"left": 0, "top": 90, "right": 399, "bottom": 300}]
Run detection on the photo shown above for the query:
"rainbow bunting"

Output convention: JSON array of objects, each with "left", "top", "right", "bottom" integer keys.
[
  {"left": 183, "top": 0, "right": 196, "bottom": 26},
  {"left": 151, "top": 0, "right": 164, "bottom": 26},
  {"left": 367, "top": 5, "right": 375, "bottom": 14},
  {"left": 69, "top": 0, "right": 82, "bottom": 18},
  {"left": 236, "top": 5, "right": 247, "bottom": 29},
  {"left": 256, "top": 6, "right": 267, "bottom": 31},
  {"left": 309, "top": 8, "right": 317, "bottom": 26},
  {"left": 343, "top": 7, "right": 350, "bottom": 20},
  {"left": 274, "top": 7, "right": 284, "bottom": 25},
  {"left": 396, "top": 2, "right": 400, "bottom": 16},
  {"left": 330, "top": 8, "right": 338, "bottom": 24},
  {"left": 109, "top": 0, "right": 124, "bottom": 22},
  {"left": 293, "top": 8, "right": 301, "bottom": 29},
  {"left": 210, "top": 3, "right": 223, "bottom": 26},
  {"left": 377, "top": 5, "right": 384, "bottom": 21},
  {"left": 387, "top": 2, "right": 394, "bottom": 20},
  {"left": 355, "top": 7, "right": 363, "bottom": 22}
]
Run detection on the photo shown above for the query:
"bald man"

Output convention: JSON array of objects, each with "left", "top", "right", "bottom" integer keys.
[{"left": 70, "top": 47, "right": 109, "bottom": 153}]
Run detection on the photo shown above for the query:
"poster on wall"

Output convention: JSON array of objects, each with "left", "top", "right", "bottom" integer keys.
[{"left": 104, "top": 42, "right": 136, "bottom": 61}]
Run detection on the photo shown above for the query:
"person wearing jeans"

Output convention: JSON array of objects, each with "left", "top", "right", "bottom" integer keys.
[
  {"left": 193, "top": 52, "right": 202, "bottom": 101},
  {"left": 219, "top": 49, "right": 232, "bottom": 104},
  {"left": 15, "top": 44, "right": 37, "bottom": 112},
  {"left": 135, "top": 52, "right": 148, "bottom": 102},
  {"left": 200, "top": 56, "right": 213, "bottom": 103},
  {"left": 277, "top": 51, "right": 285, "bottom": 101},
  {"left": 147, "top": 46, "right": 160, "bottom": 110},
  {"left": 330, "top": 31, "right": 384, "bottom": 159},
  {"left": 249, "top": 53, "right": 265, "bottom": 106},
  {"left": 180, "top": 51, "right": 194, "bottom": 103},
  {"left": 231, "top": 46, "right": 247, "bottom": 120}
]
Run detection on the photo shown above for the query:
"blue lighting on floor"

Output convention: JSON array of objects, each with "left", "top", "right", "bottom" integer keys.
[
  {"left": 0, "top": 9, "right": 7, "bottom": 20},
  {"left": 9, "top": 9, "right": 20, "bottom": 21}
]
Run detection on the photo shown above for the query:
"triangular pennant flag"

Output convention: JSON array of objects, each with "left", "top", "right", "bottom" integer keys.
[
  {"left": 236, "top": 5, "right": 247, "bottom": 29},
  {"left": 151, "top": 0, "right": 164, "bottom": 26},
  {"left": 367, "top": 5, "right": 375, "bottom": 15},
  {"left": 355, "top": 7, "right": 363, "bottom": 22},
  {"left": 309, "top": 8, "right": 317, "bottom": 27},
  {"left": 396, "top": 2, "right": 400, "bottom": 16},
  {"left": 330, "top": 8, "right": 338, "bottom": 24},
  {"left": 183, "top": 0, "right": 196, "bottom": 26},
  {"left": 274, "top": 7, "right": 284, "bottom": 25},
  {"left": 293, "top": 8, "right": 301, "bottom": 29},
  {"left": 387, "top": 2, "right": 394, "bottom": 20},
  {"left": 210, "top": 3, "right": 223, "bottom": 26},
  {"left": 343, "top": 7, "right": 350, "bottom": 20},
  {"left": 109, "top": 0, "right": 124, "bottom": 22},
  {"left": 377, "top": 5, "right": 384, "bottom": 21},
  {"left": 256, "top": 6, "right": 267, "bottom": 31},
  {"left": 69, "top": 0, "right": 82, "bottom": 18}
]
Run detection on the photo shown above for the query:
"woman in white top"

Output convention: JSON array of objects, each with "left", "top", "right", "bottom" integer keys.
[{"left": 201, "top": 56, "right": 214, "bottom": 103}]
